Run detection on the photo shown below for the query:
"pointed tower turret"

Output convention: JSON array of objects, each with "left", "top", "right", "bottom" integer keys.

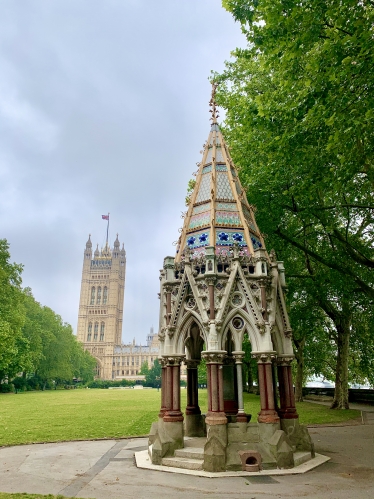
[
  {"left": 113, "top": 234, "right": 120, "bottom": 259},
  {"left": 85, "top": 234, "right": 92, "bottom": 260},
  {"left": 94, "top": 244, "right": 100, "bottom": 258},
  {"left": 149, "top": 84, "right": 314, "bottom": 473}
]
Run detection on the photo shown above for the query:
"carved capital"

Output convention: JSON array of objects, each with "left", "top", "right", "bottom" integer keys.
[
  {"left": 164, "top": 285, "right": 173, "bottom": 293},
  {"left": 159, "top": 357, "right": 168, "bottom": 368},
  {"left": 276, "top": 355, "right": 294, "bottom": 366},
  {"left": 202, "top": 350, "right": 226, "bottom": 364},
  {"left": 205, "top": 276, "right": 216, "bottom": 286},
  {"left": 165, "top": 355, "right": 185, "bottom": 366},
  {"left": 232, "top": 351, "right": 245, "bottom": 363},
  {"left": 184, "top": 359, "right": 200, "bottom": 369},
  {"left": 252, "top": 351, "right": 277, "bottom": 364}
]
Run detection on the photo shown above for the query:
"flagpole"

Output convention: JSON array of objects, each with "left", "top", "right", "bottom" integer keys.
[{"left": 106, "top": 213, "right": 110, "bottom": 246}]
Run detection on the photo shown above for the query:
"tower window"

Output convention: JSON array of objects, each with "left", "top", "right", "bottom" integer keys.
[
  {"left": 90, "top": 287, "right": 95, "bottom": 305},
  {"left": 103, "top": 286, "right": 108, "bottom": 304},
  {"left": 97, "top": 286, "right": 101, "bottom": 305},
  {"left": 94, "top": 322, "right": 99, "bottom": 340},
  {"left": 87, "top": 322, "right": 92, "bottom": 341},
  {"left": 100, "top": 322, "right": 105, "bottom": 341}
]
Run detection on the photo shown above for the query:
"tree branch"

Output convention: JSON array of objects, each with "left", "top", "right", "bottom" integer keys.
[{"left": 274, "top": 227, "right": 374, "bottom": 299}]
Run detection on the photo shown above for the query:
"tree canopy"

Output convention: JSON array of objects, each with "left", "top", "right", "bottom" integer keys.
[
  {"left": 214, "top": 0, "right": 374, "bottom": 407},
  {"left": 0, "top": 239, "right": 96, "bottom": 390}
]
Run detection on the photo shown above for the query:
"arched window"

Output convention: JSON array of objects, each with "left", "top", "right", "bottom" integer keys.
[
  {"left": 103, "top": 286, "right": 108, "bottom": 305},
  {"left": 87, "top": 322, "right": 92, "bottom": 341},
  {"left": 90, "top": 287, "right": 95, "bottom": 305},
  {"left": 97, "top": 286, "right": 101, "bottom": 305},
  {"left": 100, "top": 322, "right": 105, "bottom": 341},
  {"left": 94, "top": 322, "right": 99, "bottom": 340}
]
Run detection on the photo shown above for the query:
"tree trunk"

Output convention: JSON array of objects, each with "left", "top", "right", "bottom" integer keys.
[
  {"left": 331, "top": 308, "right": 351, "bottom": 409},
  {"left": 247, "top": 364, "right": 254, "bottom": 393},
  {"left": 293, "top": 338, "right": 305, "bottom": 402}
]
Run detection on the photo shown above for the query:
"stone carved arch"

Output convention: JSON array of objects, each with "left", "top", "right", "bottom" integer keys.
[
  {"left": 221, "top": 306, "right": 262, "bottom": 352},
  {"left": 175, "top": 311, "right": 207, "bottom": 355}
]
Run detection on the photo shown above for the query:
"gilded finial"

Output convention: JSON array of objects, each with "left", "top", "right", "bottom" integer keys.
[{"left": 209, "top": 82, "right": 219, "bottom": 123}]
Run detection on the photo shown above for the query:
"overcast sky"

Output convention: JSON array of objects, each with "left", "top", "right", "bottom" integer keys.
[{"left": 0, "top": 0, "right": 245, "bottom": 344}]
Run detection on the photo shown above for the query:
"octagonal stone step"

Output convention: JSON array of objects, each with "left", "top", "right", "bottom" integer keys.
[
  {"left": 175, "top": 447, "right": 204, "bottom": 460},
  {"left": 294, "top": 451, "right": 312, "bottom": 466},
  {"left": 162, "top": 456, "right": 203, "bottom": 470}
]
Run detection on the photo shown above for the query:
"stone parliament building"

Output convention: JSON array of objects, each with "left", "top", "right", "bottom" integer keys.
[{"left": 76, "top": 234, "right": 160, "bottom": 380}]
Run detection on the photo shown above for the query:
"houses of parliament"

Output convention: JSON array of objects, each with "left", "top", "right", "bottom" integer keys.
[{"left": 76, "top": 234, "right": 160, "bottom": 380}]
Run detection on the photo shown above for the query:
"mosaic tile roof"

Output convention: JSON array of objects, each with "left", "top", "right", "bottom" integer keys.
[{"left": 175, "top": 116, "right": 265, "bottom": 260}]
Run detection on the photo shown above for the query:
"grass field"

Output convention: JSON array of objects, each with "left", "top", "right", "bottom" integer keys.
[
  {"left": 0, "top": 388, "right": 360, "bottom": 447},
  {"left": 0, "top": 495, "right": 79, "bottom": 499}
]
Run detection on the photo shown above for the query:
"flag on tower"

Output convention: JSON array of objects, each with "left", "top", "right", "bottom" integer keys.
[{"left": 102, "top": 215, "right": 109, "bottom": 220}]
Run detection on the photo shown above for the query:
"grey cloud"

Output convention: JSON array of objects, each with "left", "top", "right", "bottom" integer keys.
[{"left": 0, "top": 0, "right": 245, "bottom": 342}]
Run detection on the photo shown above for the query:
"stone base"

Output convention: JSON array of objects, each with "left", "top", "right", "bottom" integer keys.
[
  {"left": 203, "top": 423, "right": 227, "bottom": 472},
  {"left": 148, "top": 417, "right": 315, "bottom": 471},
  {"left": 185, "top": 413, "right": 206, "bottom": 437},
  {"left": 280, "top": 418, "right": 315, "bottom": 456},
  {"left": 148, "top": 418, "right": 184, "bottom": 465}
]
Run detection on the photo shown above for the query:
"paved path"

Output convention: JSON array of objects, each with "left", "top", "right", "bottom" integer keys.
[{"left": 0, "top": 409, "right": 373, "bottom": 499}]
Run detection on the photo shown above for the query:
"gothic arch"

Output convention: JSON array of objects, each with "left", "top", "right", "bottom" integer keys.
[
  {"left": 220, "top": 306, "right": 262, "bottom": 352},
  {"left": 175, "top": 311, "right": 206, "bottom": 354}
]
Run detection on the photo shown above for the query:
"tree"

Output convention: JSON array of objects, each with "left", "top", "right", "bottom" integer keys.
[
  {"left": 198, "top": 357, "right": 207, "bottom": 386},
  {"left": 218, "top": 0, "right": 374, "bottom": 295},
  {"left": 140, "top": 361, "right": 150, "bottom": 376},
  {"left": 0, "top": 239, "right": 25, "bottom": 386},
  {"left": 144, "top": 359, "right": 161, "bottom": 388},
  {"left": 214, "top": 0, "right": 374, "bottom": 408}
]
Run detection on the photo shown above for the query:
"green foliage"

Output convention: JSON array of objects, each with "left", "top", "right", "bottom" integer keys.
[
  {"left": 140, "top": 361, "right": 150, "bottom": 376},
  {"left": 0, "top": 241, "right": 96, "bottom": 390},
  {"left": 144, "top": 359, "right": 161, "bottom": 388},
  {"left": 86, "top": 379, "right": 134, "bottom": 389},
  {"left": 185, "top": 178, "right": 196, "bottom": 206},
  {"left": 216, "top": 0, "right": 374, "bottom": 407},
  {"left": 0, "top": 240, "right": 26, "bottom": 382},
  {"left": 198, "top": 357, "right": 207, "bottom": 385}
]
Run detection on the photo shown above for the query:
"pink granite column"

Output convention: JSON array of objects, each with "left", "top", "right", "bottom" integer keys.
[
  {"left": 203, "top": 351, "right": 227, "bottom": 425},
  {"left": 254, "top": 353, "right": 280, "bottom": 424},
  {"left": 158, "top": 357, "right": 168, "bottom": 418},
  {"left": 163, "top": 356, "right": 184, "bottom": 423},
  {"left": 277, "top": 356, "right": 298, "bottom": 420}
]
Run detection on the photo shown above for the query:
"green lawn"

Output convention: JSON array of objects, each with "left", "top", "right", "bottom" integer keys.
[
  {"left": 0, "top": 495, "right": 87, "bottom": 499},
  {"left": 0, "top": 388, "right": 360, "bottom": 447}
]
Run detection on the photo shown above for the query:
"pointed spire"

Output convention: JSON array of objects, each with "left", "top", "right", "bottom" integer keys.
[
  {"left": 175, "top": 88, "right": 265, "bottom": 261},
  {"left": 86, "top": 234, "right": 92, "bottom": 250},
  {"left": 94, "top": 244, "right": 100, "bottom": 257},
  {"left": 114, "top": 233, "right": 120, "bottom": 249}
]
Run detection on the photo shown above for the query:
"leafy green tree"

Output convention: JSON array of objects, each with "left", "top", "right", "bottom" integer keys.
[
  {"left": 140, "top": 361, "right": 150, "bottom": 376},
  {"left": 214, "top": 0, "right": 374, "bottom": 408},
  {"left": 241, "top": 335, "right": 258, "bottom": 393},
  {"left": 144, "top": 359, "right": 161, "bottom": 388},
  {"left": 0, "top": 239, "right": 25, "bottom": 386},
  {"left": 197, "top": 357, "right": 207, "bottom": 386}
]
